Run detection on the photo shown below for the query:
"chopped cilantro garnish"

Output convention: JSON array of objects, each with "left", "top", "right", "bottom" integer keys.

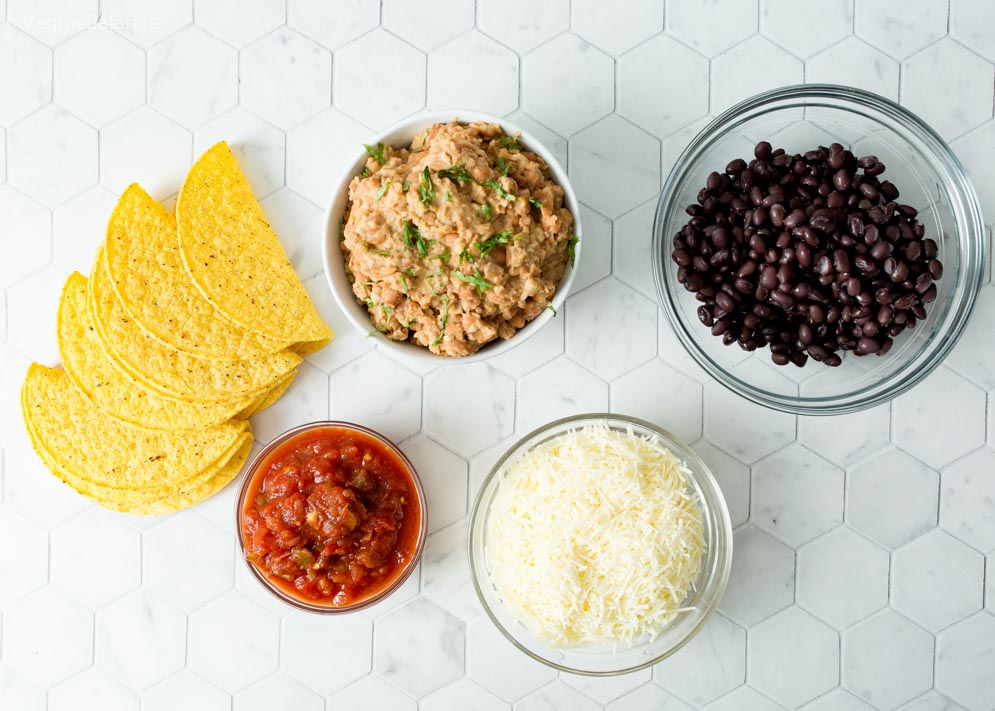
[
  {"left": 496, "top": 135, "right": 520, "bottom": 150},
  {"left": 407, "top": 267, "right": 417, "bottom": 277},
  {"left": 418, "top": 166, "right": 435, "bottom": 208},
  {"left": 438, "top": 164, "right": 474, "bottom": 183},
  {"left": 365, "top": 296, "right": 376, "bottom": 310},
  {"left": 547, "top": 304, "right": 557, "bottom": 316},
  {"left": 375, "top": 178, "right": 392, "bottom": 202},
  {"left": 381, "top": 304, "right": 393, "bottom": 322},
  {"left": 398, "top": 273, "right": 410, "bottom": 296},
  {"left": 567, "top": 235, "right": 579, "bottom": 267},
  {"left": 481, "top": 203, "right": 493, "bottom": 221},
  {"left": 365, "top": 245, "right": 392, "bottom": 256},
  {"left": 431, "top": 295, "right": 450, "bottom": 347},
  {"left": 360, "top": 167, "right": 371, "bottom": 178},
  {"left": 363, "top": 142, "right": 386, "bottom": 165},
  {"left": 482, "top": 180, "right": 516, "bottom": 201},
  {"left": 497, "top": 155, "right": 510, "bottom": 177},
  {"left": 402, "top": 180, "right": 410, "bottom": 191},
  {"left": 454, "top": 268, "right": 494, "bottom": 296},
  {"left": 425, "top": 270, "right": 443, "bottom": 297},
  {"left": 440, "top": 246, "right": 451, "bottom": 264},
  {"left": 459, "top": 248, "right": 474, "bottom": 264},
  {"left": 401, "top": 220, "right": 430, "bottom": 257},
  {"left": 529, "top": 197, "right": 543, "bottom": 209},
  {"left": 477, "top": 230, "right": 513, "bottom": 258},
  {"left": 444, "top": 189, "right": 451, "bottom": 202}
]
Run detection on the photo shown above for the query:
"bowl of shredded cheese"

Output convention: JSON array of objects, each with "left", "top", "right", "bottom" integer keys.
[{"left": 469, "top": 413, "right": 733, "bottom": 675}]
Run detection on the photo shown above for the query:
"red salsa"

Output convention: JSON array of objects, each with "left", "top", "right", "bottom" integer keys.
[{"left": 241, "top": 426, "right": 422, "bottom": 607}]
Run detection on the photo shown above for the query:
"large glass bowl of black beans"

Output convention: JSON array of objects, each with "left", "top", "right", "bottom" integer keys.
[{"left": 653, "top": 85, "right": 985, "bottom": 415}]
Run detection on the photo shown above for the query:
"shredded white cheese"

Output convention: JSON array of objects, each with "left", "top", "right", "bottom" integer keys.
[{"left": 485, "top": 424, "right": 705, "bottom": 648}]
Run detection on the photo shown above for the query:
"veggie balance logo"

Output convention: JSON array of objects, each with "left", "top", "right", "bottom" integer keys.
[{"left": 13, "top": 12, "right": 160, "bottom": 34}]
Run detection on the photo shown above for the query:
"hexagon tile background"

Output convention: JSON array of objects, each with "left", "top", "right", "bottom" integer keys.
[{"left": 1, "top": 1, "right": 994, "bottom": 710}]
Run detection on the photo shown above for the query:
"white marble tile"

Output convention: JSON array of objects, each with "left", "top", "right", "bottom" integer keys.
[
  {"left": 519, "top": 681, "right": 602, "bottom": 711},
  {"left": 424, "top": 363, "right": 514, "bottom": 457},
  {"left": 195, "top": 108, "right": 286, "bottom": 199},
  {"left": 801, "top": 689, "right": 875, "bottom": 711},
  {"left": 522, "top": 34, "right": 614, "bottom": 136},
  {"left": 613, "top": 198, "right": 656, "bottom": 299},
  {"left": 373, "top": 598, "right": 464, "bottom": 697},
  {"left": 0, "top": 348, "right": 33, "bottom": 447},
  {"left": 569, "top": 115, "right": 661, "bottom": 219},
  {"left": 855, "top": 0, "right": 948, "bottom": 60},
  {"left": 902, "top": 40, "right": 995, "bottom": 141},
  {"left": 143, "top": 512, "right": 234, "bottom": 611},
  {"left": 96, "top": 590, "right": 186, "bottom": 689},
  {"left": 892, "top": 530, "right": 984, "bottom": 632},
  {"left": 704, "top": 381, "right": 796, "bottom": 464},
  {"left": 711, "top": 36, "right": 804, "bottom": 114},
  {"left": 848, "top": 448, "right": 939, "bottom": 549},
  {"left": 281, "top": 611, "right": 372, "bottom": 694},
  {"left": 719, "top": 526, "right": 795, "bottom": 626},
  {"left": 941, "top": 447, "right": 995, "bottom": 552},
  {"left": 898, "top": 691, "right": 969, "bottom": 711},
  {"left": 428, "top": 32, "right": 519, "bottom": 116},
  {"left": 749, "top": 606, "right": 840, "bottom": 708},
  {"left": 806, "top": 37, "right": 900, "bottom": 101},
  {"left": 478, "top": 0, "right": 569, "bottom": 54},
  {"left": 662, "top": 115, "right": 714, "bottom": 180},
  {"left": 50, "top": 508, "right": 140, "bottom": 609},
  {"left": 562, "top": 670, "right": 652, "bottom": 705},
  {"left": 694, "top": 440, "right": 750, "bottom": 527},
  {"left": 704, "top": 686, "right": 786, "bottom": 711},
  {"left": 1, "top": 586, "right": 93, "bottom": 686},
  {"left": 515, "top": 356, "right": 609, "bottom": 433},
  {"left": 8, "top": 105, "right": 97, "bottom": 207},
  {"left": 253, "top": 361, "right": 329, "bottom": 444},
  {"left": 566, "top": 278, "right": 657, "bottom": 380},
  {"left": 0, "top": 506, "right": 48, "bottom": 606},
  {"left": 0, "top": 25, "right": 52, "bottom": 125},
  {"left": 953, "top": 124, "right": 995, "bottom": 231},
  {"left": 798, "top": 399, "right": 890, "bottom": 467},
  {"left": 361, "top": 561, "right": 422, "bottom": 619},
  {"left": 196, "top": 0, "right": 284, "bottom": 47},
  {"left": 100, "top": 107, "right": 192, "bottom": 201},
  {"left": 423, "top": 521, "right": 483, "bottom": 621},
  {"left": 763, "top": 0, "right": 853, "bottom": 58},
  {"left": 101, "top": 0, "right": 192, "bottom": 47},
  {"left": 52, "top": 185, "right": 115, "bottom": 274},
  {"left": 241, "top": 28, "right": 331, "bottom": 129},
  {"left": 54, "top": 27, "right": 144, "bottom": 127},
  {"left": 488, "top": 307, "right": 565, "bottom": 379},
  {"left": 259, "top": 189, "right": 323, "bottom": 279},
  {"left": 946, "top": 287, "right": 995, "bottom": 389},
  {"left": 753, "top": 445, "right": 844, "bottom": 546},
  {"left": 843, "top": 610, "right": 934, "bottom": 710},
  {"left": 422, "top": 678, "right": 509, "bottom": 711},
  {"left": 505, "top": 111, "right": 569, "bottom": 169},
  {"left": 666, "top": 0, "right": 757, "bottom": 57},
  {"left": 288, "top": 0, "right": 379, "bottom": 49},
  {"left": 618, "top": 35, "right": 709, "bottom": 138},
  {"left": 188, "top": 591, "right": 280, "bottom": 693},
  {"left": 2, "top": 439, "right": 90, "bottom": 527},
  {"left": 935, "top": 611, "right": 995, "bottom": 711},
  {"left": 402, "top": 434, "right": 467, "bottom": 533},
  {"left": 0, "top": 666, "right": 46, "bottom": 711},
  {"left": 6, "top": 0, "right": 95, "bottom": 46},
  {"left": 329, "top": 352, "right": 421, "bottom": 442},
  {"left": 328, "top": 675, "right": 417, "bottom": 711},
  {"left": 571, "top": 204, "right": 611, "bottom": 293},
  {"left": 655, "top": 612, "right": 746, "bottom": 705},
  {"left": 572, "top": 0, "right": 663, "bottom": 55},
  {"left": 286, "top": 107, "right": 369, "bottom": 207},
  {"left": 233, "top": 553, "right": 296, "bottom": 618},
  {"left": 382, "top": 0, "right": 474, "bottom": 52},
  {"left": 950, "top": 0, "right": 995, "bottom": 62},
  {"left": 5, "top": 264, "right": 66, "bottom": 366},
  {"left": 48, "top": 668, "right": 137, "bottom": 711},
  {"left": 610, "top": 686, "right": 694, "bottom": 711},
  {"left": 142, "top": 671, "right": 230, "bottom": 711},
  {"left": 333, "top": 29, "right": 425, "bottom": 130},
  {"left": 894, "top": 368, "right": 987, "bottom": 470},
  {"left": 465, "top": 615, "right": 556, "bottom": 701},
  {"left": 300, "top": 272, "right": 376, "bottom": 374},
  {"left": 234, "top": 674, "right": 323, "bottom": 711},
  {"left": 611, "top": 359, "right": 703, "bottom": 443},
  {"left": 797, "top": 527, "right": 889, "bottom": 628}
]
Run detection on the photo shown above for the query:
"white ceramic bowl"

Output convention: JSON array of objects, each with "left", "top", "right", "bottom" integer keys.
[{"left": 322, "top": 110, "right": 583, "bottom": 366}]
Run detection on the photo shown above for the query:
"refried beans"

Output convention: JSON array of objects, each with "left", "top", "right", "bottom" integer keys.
[{"left": 341, "top": 121, "right": 576, "bottom": 357}]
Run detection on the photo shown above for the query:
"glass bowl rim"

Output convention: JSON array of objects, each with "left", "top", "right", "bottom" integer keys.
[
  {"left": 653, "top": 83, "right": 986, "bottom": 415},
  {"left": 468, "top": 412, "right": 734, "bottom": 676},
  {"left": 234, "top": 419, "right": 427, "bottom": 614}
]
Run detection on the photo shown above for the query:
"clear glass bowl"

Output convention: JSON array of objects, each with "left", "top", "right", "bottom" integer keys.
[
  {"left": 235, "top": 421, "right": 426, "bottom": 614},
  {"left": 653, "top": 84, "right": 986, "bottom": 415},
  {"left": 468, "top": 414, "right": 733, "bottom": 676}
]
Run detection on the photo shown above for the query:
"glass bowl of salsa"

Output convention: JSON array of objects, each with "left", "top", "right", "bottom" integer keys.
[{"left": 236, "top": 421, "right": 426, "bottom": 613}]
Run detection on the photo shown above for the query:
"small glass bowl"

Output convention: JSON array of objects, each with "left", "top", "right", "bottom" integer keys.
[
  {"left": 654, "top": 84, "right": 986, "bottom": 415},
  {"left": 468, "top": 413, "right": 733, "bottom": 676},
  {"left": 235, "top": 421, "right": 426, "bottom": 614}
]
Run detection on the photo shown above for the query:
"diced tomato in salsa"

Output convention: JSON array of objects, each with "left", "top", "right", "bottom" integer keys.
[{"left": 241, "top": 427, "right": 421, "bottom": 606}]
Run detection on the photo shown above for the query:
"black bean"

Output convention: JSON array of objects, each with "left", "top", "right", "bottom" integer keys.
[
  {"left": 856, "top": 337, "right": 879, "bottom": 355},
  {"left": 921, "top": 283, "right": 938, "bottom": 303},
  {"left": 726, "top": 158, "right": 747, "bottom": 175},
  {"left": 697, "top": 306, "right": 714, "bottom": 326},
  {"left": 928, "top": 259, "right": 943, "bottom": 280},
  {"left": 716, "top": 291, "right": 736, "bottom": 313},
  {"left": 706, "top": 171, "right": 722, "bottom": 190},
  {"left": 783, "top": 209, "right": 807, "bottom": 228}
]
